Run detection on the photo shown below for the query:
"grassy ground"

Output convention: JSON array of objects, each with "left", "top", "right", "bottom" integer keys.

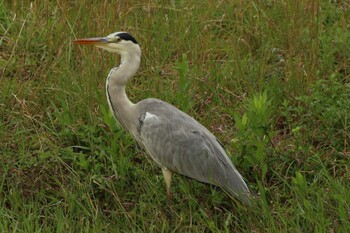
[{"left": 1, "top": 0, "right": 349, "bottom": 232}]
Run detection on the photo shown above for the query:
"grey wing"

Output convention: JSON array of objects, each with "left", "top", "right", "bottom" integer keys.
[{"left": 137, "top": 104, "right": 252, "bottom": 203}]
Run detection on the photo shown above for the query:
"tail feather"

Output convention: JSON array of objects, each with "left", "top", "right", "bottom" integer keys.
[{"left": 224, "top": 170, "right": 254, "bottom": 205}]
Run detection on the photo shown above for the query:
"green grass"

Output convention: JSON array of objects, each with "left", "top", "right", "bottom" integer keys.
[{"left": 1, "top": 0, "right": 349, "bottom": 232}]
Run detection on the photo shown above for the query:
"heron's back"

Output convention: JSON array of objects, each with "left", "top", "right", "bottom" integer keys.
[{"left": 133, "top": 98, "right": 252, "bottom": 203}]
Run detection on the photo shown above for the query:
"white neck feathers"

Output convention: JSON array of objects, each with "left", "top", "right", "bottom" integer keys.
[{"left": 105, "top": 50, "right": 141, "bottom": 131}]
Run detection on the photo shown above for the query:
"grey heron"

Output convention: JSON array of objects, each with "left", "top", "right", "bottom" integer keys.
[{"left": 74, "top": 31, "right": 253, "bottom": 204}]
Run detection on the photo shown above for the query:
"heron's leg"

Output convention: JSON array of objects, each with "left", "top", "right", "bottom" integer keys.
[{"left": 162, "top": 168, "right": 172, "bottom": 200}]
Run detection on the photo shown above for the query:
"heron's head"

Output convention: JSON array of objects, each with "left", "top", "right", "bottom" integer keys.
[{"left": 74, "top": 31, "right": 140, "bottom": 58}]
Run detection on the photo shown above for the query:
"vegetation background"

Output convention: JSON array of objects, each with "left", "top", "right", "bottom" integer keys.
[{"left": 1, "top": 0, "right": 349, "bottom": 232}]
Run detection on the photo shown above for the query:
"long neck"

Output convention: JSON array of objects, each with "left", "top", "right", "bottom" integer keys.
[{"left": 106, "top": 52, "right": 140, "bottom": 132}]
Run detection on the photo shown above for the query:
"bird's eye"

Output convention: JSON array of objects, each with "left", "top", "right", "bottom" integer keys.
[{"left": 115, "top": 37, "right": 121, "bottom": 43}]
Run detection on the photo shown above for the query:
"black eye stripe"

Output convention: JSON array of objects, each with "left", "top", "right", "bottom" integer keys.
[{"left": 115, "top": 32, "right": 138, "bottom": 44}]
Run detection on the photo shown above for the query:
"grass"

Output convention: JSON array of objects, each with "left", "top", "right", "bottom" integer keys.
[{"left": 1, "top": 0, "right": 349, "bottom": 232}]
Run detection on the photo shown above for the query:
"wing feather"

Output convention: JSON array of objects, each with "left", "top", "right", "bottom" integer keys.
[{"left": 136, "top": 99, "right": 252, "bottom": 203}]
